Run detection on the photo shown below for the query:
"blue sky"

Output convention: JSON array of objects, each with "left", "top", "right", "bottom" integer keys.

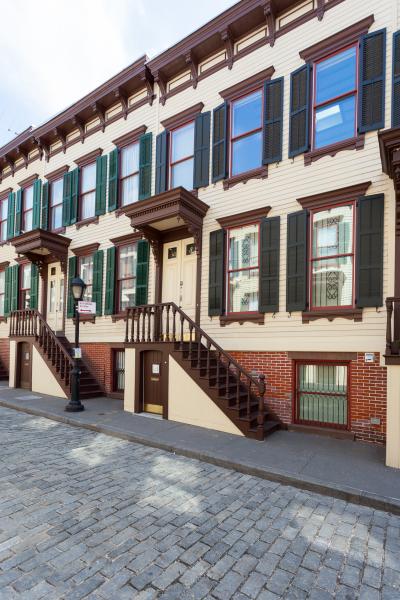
[{"left": 0, "top": 0, "right": 234, "bottom": 147}]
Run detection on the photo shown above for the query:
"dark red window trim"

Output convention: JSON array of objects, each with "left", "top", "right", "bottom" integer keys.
[
  {"left": 226, "top": 221, "right": 260, "bottom": 316},
  {"left": 119, "top": 141, "right": 140, "bottom": 208},
  {"left": 311, "top": 43, "right": 359, "bottom": 152},
  {"left": 229, "top": 87, "right": 264, "bottom": 178},
  {"left": 50, "top": 177, "right": 64, "bottom": 232},
  {"left": 79, "top": 162, "right": 96, "bottom": 221},
  {"left": 169, "top": 120, "right": 195, "bottom": 190},
  {"left": 117, "top": 242, "right": 137, "bottom": 313},
  {"left": 308, "top": 199, "right": 356, "bottom": 312},
  {"left": 293, "top": 359, "right": 351, "bottom": 431}
]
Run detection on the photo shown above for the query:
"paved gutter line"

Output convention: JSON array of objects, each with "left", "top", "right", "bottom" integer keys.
[{"left": 1, "top": 398, "right": 399, "bottom": 516}]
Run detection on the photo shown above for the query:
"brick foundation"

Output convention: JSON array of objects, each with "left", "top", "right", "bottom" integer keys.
[
  {"left": 80, "top": 343, "right": 116, "bottom": 395},
  {"left": 0, "top": 338, "right": 10, "bottom": 370},
  {"left": 230, "top": 351, "right": 387, "bottom": 445}
]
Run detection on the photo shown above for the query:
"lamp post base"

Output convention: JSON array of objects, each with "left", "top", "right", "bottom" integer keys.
[{"left": 65, "top": 402, "right": 85, "bottom": 412}]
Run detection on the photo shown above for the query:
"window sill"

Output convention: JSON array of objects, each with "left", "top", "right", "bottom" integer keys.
[
  {"left": 220, "top": 312, "right": 265, "bottom": 326},
  {"left": 304, "top": 136, "right": 365, "bottom": 166},
  {"left": 302, "top": 309, "right": 362, "bottom": 323},
  {"left": 72, "top": 314, "right": 96, "bottom": 324},
  {"left": 75, "top": 216, "right": 99, "bottom": 229},
  {"left": 223, "top": 165, "right": 268, "bottom": 190}
]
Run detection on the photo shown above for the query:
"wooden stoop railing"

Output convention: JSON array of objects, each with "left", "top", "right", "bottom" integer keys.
[
  {"left": 9, "top": 309, "right": 104, "bottom": 398},
  {"left": 125, "top": 303, "right": 280, "bottom": 440}
]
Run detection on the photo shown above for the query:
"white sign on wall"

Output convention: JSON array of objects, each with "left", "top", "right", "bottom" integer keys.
[{"left": 78, "top": 301, "right": 96, "bottom": 314}]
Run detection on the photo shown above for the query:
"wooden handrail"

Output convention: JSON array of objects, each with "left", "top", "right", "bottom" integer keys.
[
  {"left": 385, "top": 297, "right": 400, "bottom": 356},
  {"left": 9, "top": 309, "right": 73, "bottom": 387}
]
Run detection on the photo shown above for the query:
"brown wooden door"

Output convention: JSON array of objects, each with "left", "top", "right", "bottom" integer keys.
[
  {"left": 18, "top": 342, "right": 32, "bottom": 390},
  {"left": 142, "top": 350, "right": 164, "bottom": 415}
]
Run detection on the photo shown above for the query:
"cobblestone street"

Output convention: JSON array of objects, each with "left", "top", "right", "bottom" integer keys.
[{"left": 0, "top": 407, "right": 399, "bottom": 599}]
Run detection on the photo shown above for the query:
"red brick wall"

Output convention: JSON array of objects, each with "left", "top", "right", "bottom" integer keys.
[
  {"left": 80, "top": 343, "right": 115, "bottom": 394},
  {"left": 0, "top": 338, "right": 10, "bottom": 370},
  {"left": 230, "top": 351, "right": 387, "bottom": 445}
]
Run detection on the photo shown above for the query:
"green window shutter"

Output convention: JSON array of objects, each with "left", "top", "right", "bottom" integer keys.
[
  {"left": 139, "top": 133, "right": 153, "bottom": 200},
  {"left": 32, "top": 179, "right": 42, "bottom": 230},
  {"left": 70, "top": 167, "right": 80, "bottom": 224},
  {"left": 41, "top": 181, "right": 49, "bottom": 230},
  {"left": 67, "top": 256, "right": 77, "bottom": 318},
  {"left": 392, "top": 31, "right": 400, "bottom": 127},
  {"left": 155, "top": 131, "right": 168, "bottom": 194},
  {"left": 259, "top": 216, "right": 280, "bottom": 313},
  {"left": 4, "top": 267, "right": 11, "bottom": 316},
  {"left": 14, "top": 189, "right": 22, "bottom": 236},
  {"left": 212, "top": 103, "right": 228, "bottom": 183},
  {"left": 11, "top": 264, "right": 19, "bottom": 312},
  {"left": 62, "top": 172, "right": 72, "bottom": 226},
  {"left": 194, "top": 111, "right": 211, "bottom": 189},
  {"left": 136, "top": 240, "right": 149, "bottom": 306},
  {"left": 92, "top": 250, "right": 104, "bottom": 316},
  {"left": 359, "top": 29, "right": 386, "bottom": 133},
  {"left": 30, "top": 264, "right": 39, "bottom": 309},
  {"left": 263, "top": 78, "right": 284, "bottom": 164},
  {"left": 286, "top": 210, "right": 308, "bottom": 312},
  {"left": 356, "top": 194, "right": 384, "bottom": 308},
  {"left": 108, "top": 148, "right": 119, "bottom": 211},
  {"left": 105, "top": 247, "right": 116, "bottom": 315},
  {"left": 289, "top": 64, "right": 311, "bottom": 158},
  {"left": 208, "top": 229, "right": 225, "bottom": 316},
  {"left": 7, "top": 192, "right": 15, "bottom": 240},
  {"left": 95, "top": 155, "right": 107, "bottom": 216}
]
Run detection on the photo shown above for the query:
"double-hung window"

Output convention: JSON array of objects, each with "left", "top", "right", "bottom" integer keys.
[
  {"left": 79, "top": 255, "right": 93, "bottom": 301},
  {"left": 170, "top": 122, "right": 195, "bottom": 190},
  {"left": 231, "top": 89, "right": 263, "bottom": 176},
  {"left": 19, "top": 264, "right": 31, "bottom": 309},
  {"left": 0, "top": 195, "right": 8, "bottom": 242},
  {"left": 50, "top": 178, "right": 63, "bottom": 231},
  {"left": 0, "top": 271, "right": 5, "bottom": 316},
  {"left": 227, "top": 224, "right": 259, "bottom": 314},
  {"left": 117, "top": 243, "right": 137, "bottom": 311},
  {"left": 313, "top": 45, "right": 358, "bottom": 149},
  {"left": 80, "top": 163, "right": 96, "bottom": 220},
  {"left": 22, "top": 186, "right": 33, "bottom": 232},
  {"left": 310, "top": 202, "right": 355, "bottom": 309},
  {"left": 120, "top": 143, "right": 139, "bottom": 206}
]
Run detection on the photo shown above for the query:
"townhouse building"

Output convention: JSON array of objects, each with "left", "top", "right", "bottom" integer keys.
[{"left": 1, "top": 0, "right": 400, "bottom": 466}]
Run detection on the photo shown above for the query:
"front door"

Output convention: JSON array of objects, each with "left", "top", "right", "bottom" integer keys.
[
  {"left": 142, "top": 350, "right": 164, "bottom": 415},
  {"left": 162, "top": 238, "right": 197, "bottom": 320},
  {"left": 18, "top": 342, "right": 31, "bottom": 390},
  {"left": 47, "top": 263, "right": 64, "bottom": 333}
]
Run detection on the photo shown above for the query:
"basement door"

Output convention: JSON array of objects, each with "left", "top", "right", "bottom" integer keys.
[
  {"left": 142, "top": 350, "right": 164, "bottom": 415},
  {"left": 47, "top": 263, "right": 64, "bottom": 333},
  {"left": 162, "top": 238, "right": 197, "bottom": 320}
]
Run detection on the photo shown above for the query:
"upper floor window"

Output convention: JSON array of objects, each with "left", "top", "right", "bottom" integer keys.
[
  {"left": 310, "top": 202, "right": 355, "bottom": 309},
  {"left": 120, "top": 142, "right": 139, "bottom": 206},
  {"left": 50, "top": 178, "right": 63, "bottom": 231},
  {"left": 0, "top": 196, "right": 8, "bottom": 242},
  {"left": 80, "top": 163, "right": 96, "bottom": 221},
  {"left": 0, "top": 270, "right": 5, "bottom": 316},
  {"left": 170, "top": 122, "right": 194, "bottom": 190},
  {"left": 227, "top": 223, "right": 259, "bottom": 313},
  {"left": 79, "top": 254, "right": 93, "bottom": 301},
  {"left": 231, "top": 89, "right": 263, "bottom": 176},
  {"left": 22, "top": 186, "right": 33, "bottom": 232},
  {"left": 19, "top": 263, "right": 31, "bottom": 309},
  {"left": 117, "top": 243, "right": 137, "bottom": 311},
  {"left": 313, "top": 46, "right": 358, "bottom": 149}
]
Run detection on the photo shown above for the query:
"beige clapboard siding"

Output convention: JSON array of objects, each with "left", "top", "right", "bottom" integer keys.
[{"left": 0, "top": 0, "right": 395, "bottom": 354}]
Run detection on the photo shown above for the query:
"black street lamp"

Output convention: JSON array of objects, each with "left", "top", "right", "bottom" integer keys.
[{"left": 65, "top": 277, "right": 86, "bottom": 413}]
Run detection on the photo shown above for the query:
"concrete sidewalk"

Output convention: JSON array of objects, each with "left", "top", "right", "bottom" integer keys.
[{"left": 1, "top": 383, "right": 399, "bottom": 514}]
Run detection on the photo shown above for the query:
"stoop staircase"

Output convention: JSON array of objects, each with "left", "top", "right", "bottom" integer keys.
[{"left": 9, "top": 309, "right": 103, "bottom": 399}]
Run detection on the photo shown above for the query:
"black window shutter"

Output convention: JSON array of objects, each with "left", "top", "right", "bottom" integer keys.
[
  {"left": 30, "top": 264, "right": 39, "bottom": 309},
  {"left": 41, "top": 181, "right": 49, "bottom": 230},
  {"left": 259, "top": 216, "right": 280, "bottom": 313},
  {"left": 393, "top": 30, "right": 400, "bottom": 127},
  {"left": 11, "top": 265, "right": 19, "bottom": 312},
  {"left": 70, "top": 167, "right": 80, "bottom": 224},
  {"left": 155, "top": 130, "right": 168, "bottom": 194},
  {"left": 289, "top": 65, "right": 311, "bottom": 158},
  {"left": 139, "top": 132, "right": 153, "bottom": 200},
  {"left": 108, "top": 148, "right": 119, "bottom": 211},
  {"left": 14, "top": 189, "right": 22, "bottom": 236},
  {"left": 208, "top": 229, "right": 225, "bottom": 316},
  {"left": 212, "top": 103, "right": 228, "bottom": 183},
  {"left": 7, "top": 192, "right": 15, "bottom": 240},
  {"left": 95, "top": 155, "right": 107, "bottom": 216},
  {"left": 263, "top": 78, "right": 284, "bottom": 164},
  {"left": 194, "top": 111, "right": 211, "bottom": 189},
  {"left": 356, "top": 194, "right": 384, "bottom": 308},
  {"left": 359, "top": 29, "right": 386, "bottom": 132},
  {"left": 286, "top": 210, "right": 308, "bottom": 312},
  {"left": 62, "top": 172, "right": 72, "bottom": 226},
  {"left": 92, "top": 250, "right": 104, "bottom": 316},
  {"left": 104, "top": 246, "right": 116, "bottom": 315},
  {"left": 136, "top": 240, "right": 150, "bottom": 306},
  {"left": 32, "top": 180, "right": 42, "bottom": 230},
  {"left": 4, "top": 266, "right": 11, "bottom": 317}
]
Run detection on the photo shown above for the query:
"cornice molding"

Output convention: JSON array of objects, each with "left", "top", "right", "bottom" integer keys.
[
  {"left": 18, "top": 173, "right": 39, "bottom": 189},
  {"left": 0, "top": 187, "right": 12, "bottom": 201},
  {"left": 112, "top": 125, "right": 147, "bottom": 148},
  {"left": 74, "top": 148, "right": 102, "bottom": 167},
  {"left": 217, "top": 206, "right": 271, "bottom": 228},
  {"left": 71, "top": 242, "right": 100, "bottom": 256},
  {"left": 110, "top": 232, "right": 143, "bottom": 246},
  {"left": 220, "top": 66, "right": 275, "bottom": 100},
  {"left": 297, "top": 181, "right": 372, "bottom": 210},
  {"left": 161, "top": 102, "right": 204, "bottom": 130},
  {"left": 44, "top": 165, "right": 69, "bottom": 182}
]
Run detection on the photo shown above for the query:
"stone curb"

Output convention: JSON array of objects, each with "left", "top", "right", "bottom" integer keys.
[{"left": 1, "top": 398, "right": 400, "bottom": 516}]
